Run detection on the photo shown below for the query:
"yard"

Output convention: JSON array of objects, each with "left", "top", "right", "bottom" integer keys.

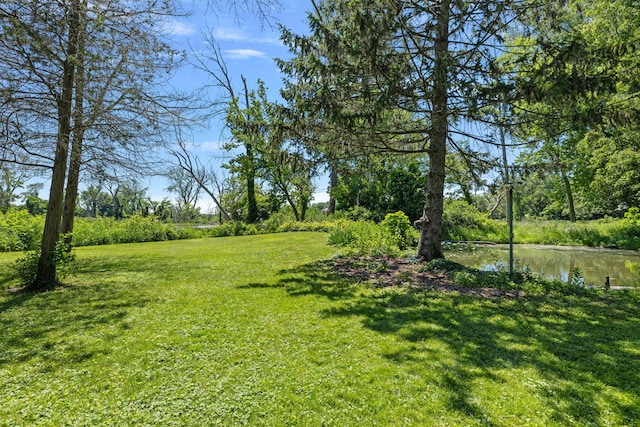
[{"left": 1, "top": 232, "right": 638, "bottom": 426}]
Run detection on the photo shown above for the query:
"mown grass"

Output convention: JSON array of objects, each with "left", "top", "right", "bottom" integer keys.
[{"left": 1, "top": 232, "right": 639, "bottom": 426}]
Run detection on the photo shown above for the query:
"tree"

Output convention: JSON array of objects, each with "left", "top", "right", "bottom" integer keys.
[
  {"left": 1, "top": 0, "right": 190, "bottom": 288},
  {"left": 0, "top": 162, "right": 28, "bottom": 211},
  {"left": 79, "top": 185, "right": 111, "bottom": 218},
  {"left": 22, "top": 183, "right": 47, "bottom": 216},
  {"left": 506, "top": 0, "right": 640, "bottom": 219},
  {"left": 332, "top": 154, "right": 427, "bottom": 222},
  {"left": 263, "top": 119, "right": 317, "bottom": 221},
  {"left": 279, "top": 0, "right": 541, "bottom": 260},
  {"left": 224, "top": 77, "right": 266, "bottom": 223},
  {"left": 165, "top": 167, "right": 201, "bottom": 211},
  {"left": 576, "top": 130, "right": 640, "bottom": 215},
  {"left": 225, "top": 80, "right": 318, "bottom": 222},
  {"left": 171, "top": 140, "right": 232, "bottom": 221},
  {"left": 445, "top": 145, "right": 493, "bottom": 208}
]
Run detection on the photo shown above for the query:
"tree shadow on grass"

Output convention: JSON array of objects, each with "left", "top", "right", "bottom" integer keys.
[
  {"left": 266, "top": 257, "right": 640, "bottom": 425},
  {"left": 240, "top": 258, "right": 359, "bottom": 301},
  {"left": 0, "top": 256, "right": 157, "bottom": 371}
]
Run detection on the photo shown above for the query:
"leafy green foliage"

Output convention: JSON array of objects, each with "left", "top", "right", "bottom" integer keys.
[
  {"left": 333, "top": 156, "right": 427, "bottom": 223},
  {"left": 380, "top": 211, "right": 418, "bottom": 250},
  {"left": 442, "top": 201, "right": 507, "bottom": 242},
  {"left": 515, "top": 214, "right": 640, "bottom": 250},
  {"left": 72, "top": 215, "right": 198, "bottom": 246},
  {"left": 0, "top": 209, "right": 43, "bottom": 251},
  {"left": 610, "top": 207, "right": 640, "bottom": 250},
  {"left": 328, "top": 218, "right": 413, "bottom": 256},
  {"left": 206, "top": 221, "right": 259, "bottom": 237},
  {"left": 14, "top": 237, "right": 76, "bottom": 287}
]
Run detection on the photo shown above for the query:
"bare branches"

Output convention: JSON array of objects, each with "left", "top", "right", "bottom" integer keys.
[{"left": 170, "top": 140, "right": 231, "bottom": 220}]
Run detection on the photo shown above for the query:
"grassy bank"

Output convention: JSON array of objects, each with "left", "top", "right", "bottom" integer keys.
[
  {"left": 513, "top": 219, "right": 640, "bottom": 248},
  {"left": 443, "top": 202, "right": 640, "bottom": 249},
  {"left": 1, "top": 233, "right": 638, "bottom": 425}
]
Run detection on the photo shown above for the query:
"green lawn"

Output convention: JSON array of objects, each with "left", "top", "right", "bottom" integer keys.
[{"left": 1, "top": 232, "right": 639, "bottom": 426}]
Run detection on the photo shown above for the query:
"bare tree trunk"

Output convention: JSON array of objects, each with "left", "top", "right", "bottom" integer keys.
[
  {"left": 416, "top": 0, "right": 449, "bottom": 261},
  {"left": 560, "top": 168, "right": 576, "bottom": 222},
  {"left": 242, "top": 76, "right": 258, "bottom": 223},
  {"left": 487, "top": 192, "right": 504, "bottom": 218},
  {"left": 33, "top": 1, "right": 80, "bottom": 289},
  {"left": 61, "top": 0, "right": 87, "bottom": 247},
  {"left": 326, "top": 161, "right": 338, "bottom": 215}
]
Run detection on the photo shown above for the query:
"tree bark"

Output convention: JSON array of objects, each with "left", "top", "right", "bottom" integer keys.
[
  {"left": 326, "top": 161, "right": 338, "bottom": 215},
  {"left": 33, "top": 0, "right": 80, "bottom": 289},
  {"left": 61, "top": 0, "right": 87, "bottom": 246},
  {"left": 242, "top": 76, "right": 258, "bottom": 223},
  {"left": 560, "top": 168, "right": 576, "bottom": 222},
  {"left": 416, "top": 0, "right": 449, "bottom": 261}
]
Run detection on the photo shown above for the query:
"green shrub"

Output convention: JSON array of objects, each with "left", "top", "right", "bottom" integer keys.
[
  {"left": 612, "top": 207, "right": 640, "bottom": 250},
  {"left": 261, "top": 212, "right": 290, "bottom": 233},
  {"left": 14, "top": 236, "right": 76, "bottom": 287},
  {"left": 624, "top": 207, "right": 640, "bottom": 223},
  {"left": 328, "top": 220, "right": 357, "bottom": 246},
  {"left": 72, "top": 215, "right": 198, "bottom": 247},
  {"left": 328, "top": 219, "right": 400, "bottom": 256},
  {"left": 442, "top": 201, "right": 504, "bottom": 241},
  {"left": 380, "top": 211, "right": 418, "bottom": 250},
  {"left": 0, "top": 209, "right": 43, "bottom": 251},
  {"left": 453, "top": 270, "right": 477, "bottom": 286},
  {"left": 206, "top": 221, "right": 260, "bottom": 238},
  {"left": 276, "top": 221, "right": 334, "bottom": 233},
  {"left": 335, "top": 206, "right": 373, "bottom": 221}
]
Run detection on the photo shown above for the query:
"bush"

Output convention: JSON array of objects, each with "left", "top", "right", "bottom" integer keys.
[
  {"left": 442, "top": 201, "right": 505, "bottom": 242},
  {"left": 328, "top": 220, "right": 357, "bottom": 246},
  {"left": 15, "top": 237, "right": 77, "bottom": 287},
  {"left": 261, "top": 212, "right": 290, "bottom": 233},
  {"left": 277, "top": 220, "right": 335, "bottom": 233},
  {"left": 612, "top": 207, "right": 640, "bottom": 250},
  {"left": 380, "top": 211, "right": 418, "bottom": 250},
  {"left": 72, "top": 215, "right": 198, "bottom": 246},
  {"left": 0, "top": 209, "right": 43, "bottom": 252},
  {"left": 335, "top": 206, "right": 373, "bottom": 221},
  {"left": 206, "top": 221, "right": 260, "bottom": 238},
  {"left": 328, "top": 219, "right": 405, "bottom": 256}
]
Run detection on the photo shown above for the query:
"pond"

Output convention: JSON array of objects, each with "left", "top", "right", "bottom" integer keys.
[{"left": 445, "top": 244, "right": 640, "bottom": 289}]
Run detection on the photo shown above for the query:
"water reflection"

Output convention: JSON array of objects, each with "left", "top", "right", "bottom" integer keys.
[{"left": 445, "top": 244, "right": 640, "bottom": 288}]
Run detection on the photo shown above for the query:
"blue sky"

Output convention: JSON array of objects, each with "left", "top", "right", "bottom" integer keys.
[{"left": 147, "top": 0, "right": 326, "bottom": 212}]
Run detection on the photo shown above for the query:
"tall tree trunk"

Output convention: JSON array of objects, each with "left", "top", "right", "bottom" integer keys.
[
  {"left": 33, "top": 1, "right": 80, "bottom": 289},
  {"left": 300, "top": 191, "right": 310, "bottom": 221},
  {"left": 246, "top": 142, "right": 258, "bottom": 222},
  {"left": 242, "top": 76, "right": 258, "bottom": 223},
  {"left": 560, "top": 168, "right": 576, "bottom": 222},
  {"left": 326, "top": 161, "right": 338, "bottom": 215},
  {"left": 61, "top": 0, "right": 87, "bottom": 246},
  {"left": 416, "top": 0, "right": 449, "bottom": 261}
]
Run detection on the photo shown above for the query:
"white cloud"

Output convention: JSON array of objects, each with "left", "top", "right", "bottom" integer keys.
[
  {"left": 163, "top": 20, "right": 196, "bottom": 36},
  {"left": 211, "top": 27, "right": 248, "bottom": 41},
  {"left": 210, "top": 26, "right": 282, "bottom": 46},
  {"left": 223, "top": 49, "right": 268, "bottom": 59}
]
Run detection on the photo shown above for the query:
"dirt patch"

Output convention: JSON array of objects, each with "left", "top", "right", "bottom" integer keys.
[{"left": 329, "top": 255, "right": 523, "bottom": 299}]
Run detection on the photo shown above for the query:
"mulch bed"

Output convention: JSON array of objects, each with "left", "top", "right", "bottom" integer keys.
[{"left": 329, "top": 255, "right": 523, "bottom": 299}]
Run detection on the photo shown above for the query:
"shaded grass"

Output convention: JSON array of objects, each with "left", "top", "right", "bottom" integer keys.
[{"left": 1, "top": 232, "right": 639, "bottom": 426}]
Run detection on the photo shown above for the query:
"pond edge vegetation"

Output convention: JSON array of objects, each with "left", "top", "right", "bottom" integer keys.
[{"left": 4, "top": 208, "right": 639, "bottom": 294}]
